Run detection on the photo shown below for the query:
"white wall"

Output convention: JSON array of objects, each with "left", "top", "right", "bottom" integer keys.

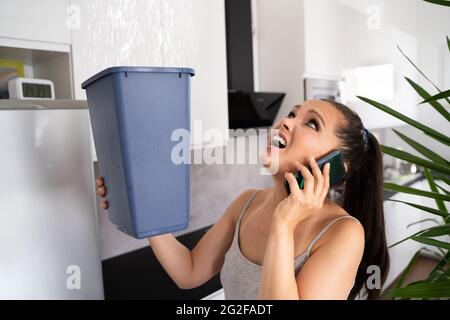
[
  {"left": 256, "top": 0, "right": 448, "bottom": 159},
  {"left": 412, "top": 0, "right": 450, "bottom": 134},
  {"left": 253, "top": 0, "right": 306, "bottom": 123},
  {"left": 303, "top": 0, "right": 420, "bottom": 130},
  {"left": 302, "top": 0, "right": 450, "bottom": 133},
  {"left": 364, "top": 0, "right": 450, "bottom": 160},
  {"left": 71, "top": 0, "right": 229, "bottom": 149}
]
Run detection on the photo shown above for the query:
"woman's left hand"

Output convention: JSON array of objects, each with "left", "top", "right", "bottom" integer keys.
[{"left": 273, "top": 156, "right": 331, "bottom": 232}]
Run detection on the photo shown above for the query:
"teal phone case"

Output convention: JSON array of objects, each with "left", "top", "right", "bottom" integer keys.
[{"left": 284, "top": 150, "right": 346, "bottom": 195}]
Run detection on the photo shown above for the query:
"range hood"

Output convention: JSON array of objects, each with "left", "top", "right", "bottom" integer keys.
[{"left": 228, "top": 90, "right": 285, "bottom": 129}]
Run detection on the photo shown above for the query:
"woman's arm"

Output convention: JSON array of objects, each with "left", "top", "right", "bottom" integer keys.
[
  {"left": 149, "top": 189, "right": 255, "bottom": 289},
  {"left": 295, "top": 220, "right": 364, "bottom": 299},
  {"left": 258, "top": 157, "right": 364, "bottom": 299},
  {"left": 97, "top": 178, "right": 255, "bottom": 290},
  {"left": 257, "top": 219, "right": 298, "bottom": 299}
]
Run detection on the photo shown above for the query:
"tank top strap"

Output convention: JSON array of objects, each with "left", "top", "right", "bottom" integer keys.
[
  {"left": 237, "top": 189, "right": 260, "bottom": 223},
  {"left": 234, "top": 189, "right": 260, "bottom": 237},
  {"left": 305, "top": 215, "right": 359, "bottom": 256}
]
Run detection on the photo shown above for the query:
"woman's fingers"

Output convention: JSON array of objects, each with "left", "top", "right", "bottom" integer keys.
[
  {"left": 309, "top": 156, "right": 324, "bottom": 194},
  {"left": 96, "top": 177, "right": 107, "bottom": 198},
  {"left": 96, "top": 177, "right": 104, "bottom": 187},
  {"left": 97, "top": 186, "right": 106, "bottom": 197},
  {"left": 320, "top": 163, "right": 331, "bottom": 200},
  {"left": 295, "top": 161, "right": 314, "bottom": 197},
  {"left": 285, "top": 172, "right": 301, "bottom": 199},
  {"left": 96, "top": 177, "right": 108, "bottom": 209},
  {"left": 101, "top": 201, "right": 109, "bottom": 209}
]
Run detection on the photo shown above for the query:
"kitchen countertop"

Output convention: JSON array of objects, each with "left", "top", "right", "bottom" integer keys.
[{"left": 0, "top": 99, "right": 87, "bottom": 110}]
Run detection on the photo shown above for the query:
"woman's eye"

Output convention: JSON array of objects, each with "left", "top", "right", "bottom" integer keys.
[
  {"left": 306, "top": 119, "right": 319, "bottom": 131},
  {"left": 287, "top": 111, "right": 296, "bottom": 119}
]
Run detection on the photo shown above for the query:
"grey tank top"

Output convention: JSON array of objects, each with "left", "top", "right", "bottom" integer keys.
[{"left": 220, "top": 189, "right": 358, "bottom": 300}]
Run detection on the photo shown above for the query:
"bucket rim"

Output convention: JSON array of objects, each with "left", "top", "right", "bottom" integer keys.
[{"left": 81, "top": 66, "right": 195, "bottom": 89}]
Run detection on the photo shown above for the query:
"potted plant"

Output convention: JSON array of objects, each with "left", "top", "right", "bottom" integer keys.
[{"left": 359, "top": 0, "right": 450, "bottom": 299}]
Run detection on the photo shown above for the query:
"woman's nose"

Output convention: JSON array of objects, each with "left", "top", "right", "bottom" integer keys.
[{"left": 280, "top": 118, "right": 293, "bottom": 132}]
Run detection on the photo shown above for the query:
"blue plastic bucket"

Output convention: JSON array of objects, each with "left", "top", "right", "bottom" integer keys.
[{"left": 82, "top": 66, "right": 194, "bottom": 239}]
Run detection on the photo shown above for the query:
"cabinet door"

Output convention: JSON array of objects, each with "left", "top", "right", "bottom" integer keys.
[
  {"left": 71, "top": 0, "right": 228, "bottom": 150},
  {"left": 0, "top": 109, "right": 103, "bottom": 299},
  {"left": 0, "top": 0, "right": 71, "bottom": 44}
]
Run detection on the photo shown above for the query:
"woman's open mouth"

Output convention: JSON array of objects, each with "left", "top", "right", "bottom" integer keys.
[{"left": 269, "top": 132, "right": 287, "bottom": 149}]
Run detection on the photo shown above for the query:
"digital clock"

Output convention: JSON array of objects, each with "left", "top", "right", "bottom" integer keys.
[{"left": 8, "top": 77, "right": 55, "bottom": 100}]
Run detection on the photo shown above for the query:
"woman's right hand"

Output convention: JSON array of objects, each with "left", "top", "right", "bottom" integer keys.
[{"left": 96, "top": 177, "right": 109, "bottom": 209}]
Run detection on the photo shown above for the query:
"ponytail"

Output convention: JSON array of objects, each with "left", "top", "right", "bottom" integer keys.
[
  {"left": 343, "top": 132, "right": 389, "bottom": 300},
  {"left": 322, "top": 99, "right": 390, "bottom": 300}
]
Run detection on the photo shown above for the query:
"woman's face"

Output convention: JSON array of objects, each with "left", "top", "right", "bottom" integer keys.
[{"left": 263, "top": 100, "right": 344, "bottom": 175}]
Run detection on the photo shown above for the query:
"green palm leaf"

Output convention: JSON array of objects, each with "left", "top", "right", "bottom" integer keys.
[
  {"left": 385, "top": 199, "right": 449, "bottom": 218},
  {"left": 387, "top": 223, "right": 450, "bottom": 249},
  {"left": 396, "top": 249, "right": 424, "bottom": 289},
  {"left": 358, "top": 96, "right": 450, "bottom": 146},
  {"left": 419, "top": 223, "right": 450, "bottom": 237},
  {"left": 384, "top": 182, "right": 450, "bottom": 201},
  {"left": 437, "top": 268, "right": 450, "bottom": 281},
  {"left": 435, "top": 183, "right": 450, "bottom": 195},
  {"left": 434, "top": 173, "right": 450, "bottom": 186},
  {"left": 424, "top": 168, "right": 449, "bottom": 214},
  {"left": 366, "top": 3, "right": 450, "bottom": 299},
  {"left": 398, "top": 45, "right": 450, "bottom": 104},
  {"left": 386, "top": 279, "right": 450, "bottom": 298},
  {"left": 420, "top": 89, "right": 450, "bottom": 105},
  {"left": 381, "top": 145, "right": 450, "bottom": 175},
  {"left": 424, "top": 131, "right": 450, "bottom": 146},
  {"left": 388, "top": 231, "right": 424, "bottom": 249},
  {"left": 405, "top": 77, "right": 450, "bottom": 122},
  {"left": 391, "top": 129, "right": 449, "bottom": 166},
  {"left": 424, "top": 0, "right": 450, "bottom": 7},
  {"left": 412, "top": 236, "right": 450, "bottom": 250},
  {"left": 427, "top": 252, "right": 450, "bottom": 282}
]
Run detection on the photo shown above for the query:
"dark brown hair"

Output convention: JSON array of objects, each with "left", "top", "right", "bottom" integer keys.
[{"left": 323, "top": 99, "right": 389, "bottom": 300}]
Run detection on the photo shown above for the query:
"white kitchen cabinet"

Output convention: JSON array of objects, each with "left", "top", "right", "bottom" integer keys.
[
  {"left": 0, "top": 101, "right": 104, "bottom": 299},
  {"left": 71, "top": 0, "right": 229, "bottom": 150},
  {"left": 0, "top": 0, "right": 71, "bottom": 45}
]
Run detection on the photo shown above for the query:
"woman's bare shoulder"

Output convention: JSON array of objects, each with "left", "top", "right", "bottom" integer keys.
[
  {"left": 225, "top": 188, "right": 260, "bottom": 224},
  {"left": 312, "top": 208, "right": 365, "bottom": 255},
  {"left": 326, "top": 211, "right": 364, "bottom": 248}
]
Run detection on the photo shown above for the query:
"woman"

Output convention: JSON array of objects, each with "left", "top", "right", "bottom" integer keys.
[{"left": 96, "top": 99, "right": 389, "bottom": 300}]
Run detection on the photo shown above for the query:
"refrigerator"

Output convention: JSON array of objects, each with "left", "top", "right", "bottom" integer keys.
[{"left": 0, "top": 99, "right": 104, "bottom": 299}]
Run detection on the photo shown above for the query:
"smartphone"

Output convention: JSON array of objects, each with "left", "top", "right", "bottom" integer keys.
[{"left": 284, "top": 150, "right": 346, "bottom": 195}]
